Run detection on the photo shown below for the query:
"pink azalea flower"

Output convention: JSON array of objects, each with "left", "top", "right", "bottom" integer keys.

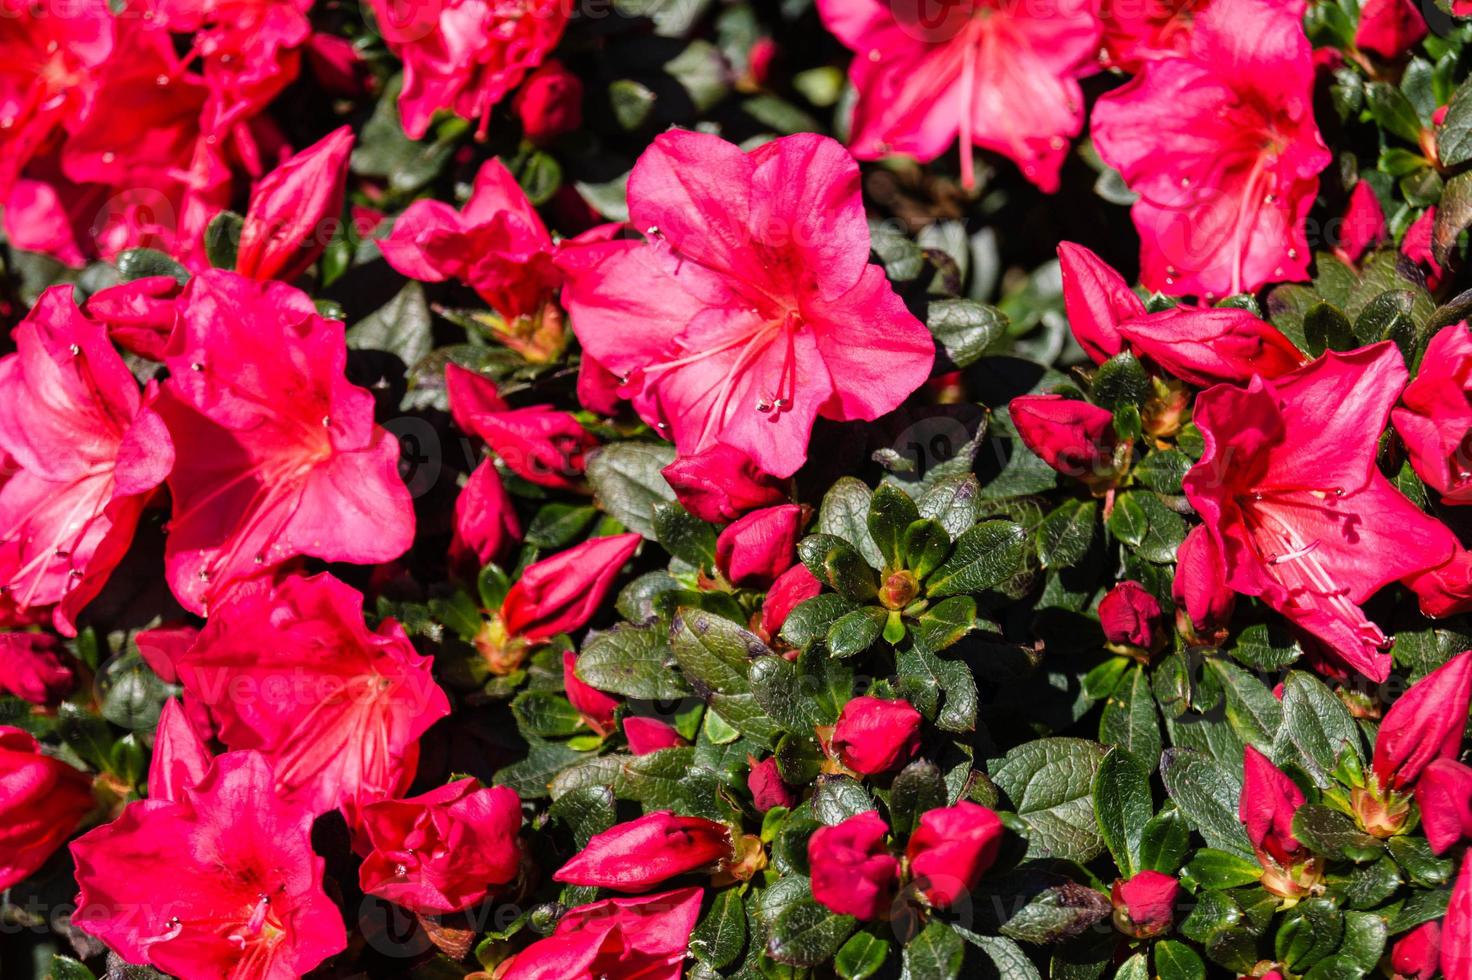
[
  {"left": 1091, "top": 0, "right": 1331, "bottom": 297},
  {"left": 1447, "top": 853, "right": 1472, "bottom": 980},
  {"left": 0, "top": 632, "right": 75, "bottom": 705},
  {"left": 501, "top": 534, "right": 642, "bottom": 642},
  {"left": 235, "top": 126, "right": 355, "bottom": 283},
  {"left": 1354, "top": 0, "right": 1427, "bottom": 61},
  {"left": 367, "top": 0, "right": 570, "bottom": 140},
  {"left": 0, "top": 287, "right": 174, "bottom": 635},
  {"left": 553, "top": 811, "right": 732, "bottom": 892},
  {"left": 1404, "top": 208, "right": 1445, "bottom": 289},
  {"left": 1335, "top": 180, "right": 1388, "bottom": 265},
  {"left": 1393, "top": 323, "right": 1472, "bottom": 505},
  {"left": 559, "top": 131, "right": 934, "bottom": 478},
  {"left": 563, "top": 650, "right": 619, "bottom": 737},
  {"left": 156, "top": 270, "right": 414, "bottom": 615},
  {"left": 147, "top": 698, "right": 214, "bottom": 804},
  {"left": 71, "top": 750, "right": 348, "bottom": 980},
  {"left": 1372, "top": 650, "right": 1472, "bottom": 792},
  {"left": 815, "top": 0, "right": 1100, "bottom": 190},
  {"left": 499, "top": 887, "right": 703, "bottom": 980},
  {"left": 1183, "top": 343, "right": 1456, "bottom": 681},
  {"left": 0, "top": 726, "right": 93, "bottom": 891},
  {"left": 1097, "top": 0, "right": 1210, "bottom": 71},
  {"left": 622, "top": 717, "right": 686, "bottom": 755},
  {"left": 171, "top": 572, "right": 450, "bottom": 817},
  {"left": 1240, "top": 744, "right": 1305, "bottom": 868}
]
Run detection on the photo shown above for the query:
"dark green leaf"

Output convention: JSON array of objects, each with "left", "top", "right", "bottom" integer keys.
[
  {"left": 990, "top": 738, "right": 1107, "bottom": 862},
  {"left": 1159, "top": 748, "right": 1253, "bottom": 857},
  {"left": 652, "top": 501, "right": 718, "bottom": 569},
  {"left": 901, "top": 921, "right": 964, "bottom": 980},
  {"left": 1093, "top": 747, "right": 1152, "bottom": 877},
  {"left": 835, "top": 931, "right": 892, "bottom": 980},
  {"left": 348, "top": 281, "right": 434, "bottom": 367},
  {"left": 927, "top": 299, "right": 1007, "bottom": 368},
  {"left": 691, "top": 888, "right": 747, "bottom": 969},
  {"left": 767, "top": 898, "right": 856, "bottom": 967},
  {"left": 204, "top": 210, "right": 242, "bottom": 270},
  {"left": 826, "top": 607, "right": 887, "bottom": 659},
  {"left": 578, "top": 625, "right": 689, "bottom": 699},
  {"left": 584, "top": 442, "right": 677, "bottom": 538},
  {"left": 890, "top": 760, "right": 948, "bottom": 836},
  {"left": 926, "top": 520, "right": 1028, "bottom": 598},
  {"left": 1292, "top": 804, "right": 1383, "bottom": 862}
]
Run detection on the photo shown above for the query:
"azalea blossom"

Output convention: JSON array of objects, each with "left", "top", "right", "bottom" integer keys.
[
  {"left": 1091, "top": 0, "right": 1331, "bottom": 297},
  {"left": 1183, "top": 343, "right": 1456, "bottom": 681},
  {"left": 0, "top": 726, "right": 94, "bottom": 891},
  {"left": 559, "top": 131, "right": 934, "bottom": 478},
  {"left": 1392, "top": 323, "right": 1472, "bottom": 505},
  {"left": 71, "top": 750, "right": 348, "bottom": 980},
  {"left": 1096, "top": 0, "right": 1210, "bottom": 70},
  {"left": 171, "top": 572, "right": 450, "bottom": 816},
  {"left": 157, "top": 270, "right": 414, "bottom": 615},
  {"left": 235, "top": 126, "right": 354, "bottom": 282},
  {"left": 500, "top": 887, "right": 703, "bottom": 980},
  {"left": 0, "top": 287, "right": 174, "bottom": 635},
  {"left": 814, "top": 0, "right": 1100, "bottom": 190}
]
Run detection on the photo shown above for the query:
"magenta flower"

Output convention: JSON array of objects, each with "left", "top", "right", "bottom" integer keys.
[
  {"left": 905, "top": 802, "right": 1004, "bottom": 907},
  {"left": 0, "top": 726, "right": 93, "bottom": 891},
  {"left": 808, "top": 810, "right": 900, "bottom": 920},
  {"left": 1183, "top": 344, "right": 1457, "bottom": 681},
  {"left": 500, "top": 887, "right": 703, "bottom": 980},
  {"left": 1240, "top": 744, "right": 1305, "bottom": 869},
  {"left": 815, "top": 0, "right": 1100, "bottom": 190},
  {"left": 235, "top": 126, "right": 354, "bottom": 283},
  {"left": 1393, "top": 323, "right": 1472, "bottom": 506},
  {"left": 1092, "top": 0, "right": 1331, "bottom": 297},
  {"left": 553, "top": 811, "right": 732, "bottom": 892},
  {"left": 1372, "top": 651, "right": 1472, "bottom": 792},
  {"left": 559, "top": 131, "right": 934, "bottom": 478}
]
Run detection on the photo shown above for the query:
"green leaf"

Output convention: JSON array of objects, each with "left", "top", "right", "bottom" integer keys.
[
  {"left": 652, "top": 501, "right": 718, "bottom": 569},
  {"left": 1228, "top": 622, "right": 1302, "bottom": 671},
  {"left": 767, "top": 898, "right": 856, "bottom": 967},
  {"left": 1439, "top": 76, "right": 1472, "bottom": 167},
  {"left": 917, "top": 475, "right": 984, "bottom": 539},
  {"left": 1130, "top": 493, "right": 1187, "bottom": 564},
  {"left": 1093, "top": 747, "right": 1152, "bottom": 877},
  {"left": 927, "top": 299, "right": 1007, "bottom": 368},
  {"left": 903, "top": 519, "right": 952, "bottom": 581},
  {"left": 609, "top": 79, "right": 656, "bottom": 130},
  {"left": 835, "top": 931, "right": 892, "bottom": 980},
  {"left": 547, "top": 784, "right": 617, "bottom": 848},
  {"left": 1434, "top": 170, "right": 1472, "bottom": 266},
  {"left": 584, "top": 442, "right": 678, "bottom": 538},
  {"left": 1206, "top": 658, "right": 1282, "bottom": 752},
  {"left": 1367, "top": 81, "right": 1426, "bottom": 144},
  {"left": 811, "top": 774, "right": 874, "bottom": 825},
  {"left": 799, "top": 534, "right": 880, "bottom": 602},
  {"left": 115, "top": 247, "right": 189, "bottom": 284},
  {"left": 1138, "top": 807, "right": 1191, "bottom": 874},
  {"left": 691, "top": 888, "right": 747, "bottom": 968},
  {"left": 57, "top": 702, "right": 111, "bottom": 771},
  {"left": 46, "top": 955, "right": 97, "bottom": 980},
  {"left": 1132, "top": 450, "right": 1192, "bottom": 495},
  {"left": 826, "top": 607, "right": 887, "bottom": 659},
  {"left": 868, "top": 483, "right": 920, "bottom": 570},
  {"left": 1091, "top": 352, "right": 1151, "bottom": 409},
  {"left": 523, "top": 503, "right": 600, "bottom": 550},
  {"left": 1303, "top": 302, "right": 1356, "bottom": 355},
  {"left": 901, "top": 921, "right": 964, "bottom": 980},
  {"left": 1388, "top": 834, "right": 1454, "bottom": 887},
  {"left": 890, "top": 760, "right": 948, "bottom": 836},
  {"left": 1273, "top": 671, "right": 1360, "bottom": 787},
  {"left": 671, "top": 607, "right": 767, "bottom": 695},
  {"left": 990, "top": 737, "right": 1107, "bottom": 862},
  {"left": 780, "top": 593, "right": 859, "bottom": 651},
  {"left": 578, "top": 625, "right": 689, "bottom": 699},
  {"left": 926, "top": 520, "right": 1029, "bottom": 598},
  {"left": 1292, "top": 804, "right": 1383, "bottom": 862},
  {"left": 512, "top": 691, "right": 583, "bottom": 737},
  {"left": 817, "top": 477, "right": 883, "bottom": 567},
  {"left": 352, "top": 76, "right": 457, "bottom": 192},
  {"left": 913, "top": 596, "right": 978, "bottom": 654},
  {"left": 1159, "top": 748, "right": 1253, "bottom": 857},
  {"left": 1036, "top": 500, "right": 1097, "bottom": 570},
  {"left": 1276, "top": 899, "right": 1344, "bottom": 973},
  {"left": 1182, "top": 849, "right": 1263, "bottom": 890},
  {"left": 955, "top": 930, "right": 1042, "bottom": 980},
  {"left": 1106, "top": 492, "right": 1148, "bottom": 548},
  {"left": 750, "top": 655, "right": 824, "bottom": 733},
  {"left": 204, "top": 210, "right": 242, "bottom": 270},
  {"left": 996, "top": 882, "right": 1113, "bottom": 945},
  {"left": 1154, "top": 940, "right": 1205, "bottom": 980},
  {"left": 1099, "top": 664, "right": 1162, "bottom": 768},
  {"left": 348, "top": 281, "right": 434, "bottom": 367}
]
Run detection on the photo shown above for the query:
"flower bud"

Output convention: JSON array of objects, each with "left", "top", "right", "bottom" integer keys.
[
  {"left": 905, "top": 802, "right": 1004, "bottom": 907},
  {"left": 622, "top": 717, "right": 685, "bottom": 755},
  {"left": 1110, "top": 870, "right": 1181, "bottom": 938},
  {"left": 513, "top": 60, "right": 584, "bottom": 146},
  {"left": 563, "top": 651, "right": 619, "bottom": 737},
  {"left": 84, "top": 275, "right": 182, "bottom": 361},
  {"left": 0, "top": 632, "right": 75, "bottom": 705},
  {"left": 1240, "top": 745, "right": 1306, "bottom": 878},
  {"left": 1173, "top": 524, "right": 1236, "bottom": 634},
  {"left": 1392, "top": 920, "right": 1442, "bottom": 980},
  {"left": 236, "top": 127, "right": 354, "bottom": 283},
  {"left": 831, "top": 696, "right": 922, "bottom": 776},
  {"left": 1099, "top": 581, "right": 1165, "bottom": 651},
  {"left": 808, "top": 811, "right": 900, "bottom": 920},
  {"left": 747, "top": 756, "right": 799, "bottom": 812},
  {"left": 501, "top": 534, "right": 642, "bottom": 642},
  {"left": 1117, "top": 307, "right": 1304, "bottom": 387},
  {"left": 1009, "top": 394, "right": 1120, "bottom": 486},
  {"left": 715, "top": 504, "right": 802, "bottom": 587},
  {"left": 553, "top": 811, "right": 732, "bottom": 892},
  {"left": 146, "top": 698, "right": 211, "bottom": 804},
  {"left": 1372, "top": 651, "right": 1472, "bottom": 792},
  {"left": 1057, "top": 242, "right": 1143, "bottom": 364},
  {"left": 1444, "top": 853, "right": 1472, "bottom": 980},
  {"left": 466, "top": 406, "right": 598, "bottom": 491},
  {"left": 450, "top": 459, "right": 522, "bottom": 574},
  {"left": 760, "top": 564, "right": 822, "bottom": 639},
  {"left": 662, "top": 444, "right": 787, "bottom": 523},
  {"left": 1335, "top": 180, "right": 1387, "bottom": 265},
  {"left": 1416, "top": 758, "right": 1472, "bottom": 854},
  {"left": 1354, "top": 0, "right": 1427, "bottom": 61},
  {"left": 1, "top": 726, "right": 93, "bottom": 890}
]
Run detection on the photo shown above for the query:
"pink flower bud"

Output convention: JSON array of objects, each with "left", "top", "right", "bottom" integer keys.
[
  {"left": 760, "top": 563, "right": 822, "bottom": 638},
  {"left": 1099, "top": 581, "right": 1165, "bottom": 649},
  {"left": 1057, "top": 242, "right": 1144, "bottom": 364},
  {"left": 1445, "top": 854, "right": 1472, "bottom": 980},
  {"left": 84, "top": 275, "right": 182, "bottom": 361},
  {"left": 1173, "top": 524, "right": 1236, "bottom": 632},
  {"left": 146, "top": 699, "right": 211, "bottom": 804},
  {"left": 1373, "top": 651, "right": 1472, "bottom": 791},
  {"left": 1111, "top": 870, "right": 1181, "bottom": 938},
  {"left": 513, "top": 60, "right": 583, "bottom": 146},
  {"left": 1392, "top": 324, "right": 1472, "bottom": 509},
  {"left": 563, "top": 651, "right": 619, "bottom": 737},
  {"left": 831, "top": 696, "right": 922, "bottom": 775},
  {"left": 747, "top": 756, "right": 799, "bottom": 812},
  {"left": 500, "top": 887, "right": 702, "bottom": 979},
  {"left": 236, "top": 127, "right": 354, "bottom": 283},
  {"left": 1117, "top": 307, "right": 1304, "bottom": 387},
  {"left": 446, "top": 363, "right": 510, "bottom": 431},
  {"left": 1, "top": 727, "right": 93, "bottom": 890},
  {"left": 715, "top": 504, "right": 802, "bottom": 587},
  {"left": 1009, "top": 394, "right": 1118, "bottom": 482},
  {"left": 906, "top": 802, "right": 1004, "bottom": 907},
  {"left": 359, "top": 779, "right": 522, "bottom": 914},
  {"left": 1404, "top": 208, "right": 1444, "bottom": 290},
  {"left": 501, "top": 534, "right": 642, "bottom": 642},
  {"left": 1416, "top": 758, "right": 1472, "bottom": 854},
  {"left": 1336, "top": 181, "right": 1388, "bottom": 265},
  {"left": 0, "top": 632, "right": 74, "bottom": 705},
  {"left": 808, "top": 811, "right": 900, "bottom": 920},
  {"left": 1240, "top": 745, "right": 1305, "bottom": 867},
  {"left": 1354, "top": 0, "right": 1427, "bottom": 61},
  {"left": 623, "top": 717, "right": 686, "bottom": 755},
  {"left": 465, "top": 406, "right": 598, "bottom": 491},
  {"left": 1393, "top": 920, "right": 1443, "bottom": 979},
  {"left": 553, "top": 811, "right": 732, "bottom": 892},
  {"left": 450, "top": 460, "right": 523, "bottom": 574},
  {"left": 662, "top": 443, "right": 787, "bottom": 523}
]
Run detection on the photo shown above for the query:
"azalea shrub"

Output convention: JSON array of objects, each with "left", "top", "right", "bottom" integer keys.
[{"left": 9, "top": 0, "right": 1472, "bottom": 978}]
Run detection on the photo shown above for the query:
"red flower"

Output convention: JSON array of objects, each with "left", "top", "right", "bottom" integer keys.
[
  {"left": 1009, "top": 394, "right": 1118, "bottom": 483},
  {"left": 358, "top": 779, "right": 522, "bottom": 914},
  {"left": 1097, "top": 0, "right": 1211, "bottom": 71},
  {"left": 0, "top": 632, "right": 75, "bottom": 705},
  {"left": 747, "top": 756, "right": 799, "bottom": 812},
  {"left": 815, "top": 0, "right": 1100, "bottom": 190},
  {"left": 1393, "top": 920, "right": 1442, "bottom": 980},
  {"left": 808, "top": 810, "right": 900, "bottom": 919},
  {"left": 1099, "top": 581, "right": 1166, "bottom": 650},
  {"left": 560, "top": 131, "right": 934, "bottom": 479},
  {"left": 1335, "top": 181, "right": 1388, "bottom": 265},
  {"left": 501, "top": 534, "right": 642, "bottom": 642},
  {"left": 1415, "top": 758, "right": 1472, "bottom": 854},
  {"left": 513, "top": 59, "right": 583, "bottom": 145},
  {"left": 0, "top": 287, "right": 174, "bottom": 634},
  {"left": 1092, "top": 0, "right": 1331, "bottom": 296},
  {"left": 1354, "top": 0, "right": 1427, "bottom": 60},
  {"left": 1446, "top": 853, "right": 1472, "bottom": 980},
  {"left": 446, "top": 364, "right": 596, "bottom": 491},
  {"left": 1403, "top": 208, "right": 1445, "bottom": 290},
  {"left": 1110, "top": 870, "right": 1182, "bottom": 938},
  {"left": 157, "top": 271, "right": 414, "bottom": 615},
  {"left": 0, "top": 726, "right": 92, "bottom": 891},
  {"left": 1057, "top": 242, "right": 1142, "bottom": 363},
  {"left": 1393, "top": 323, "right": 1472, "bottom": 505},
  {"left": 563, "top": 650, "right": 619, "bottom": 737},
  {"left": 1372, "top": 651, "right": 1472, "bottom": 792},
  {"left": 906, "top": 802, "right": 1004, "bottom": 907},
  {"left": 761, "top": 563, "right": 823, "bottom": 638},
  {"left": 500, "top": 887, "right": 703, "bottom": 980},
  {"left": 661, "top": 443, "right": 787, "bottom": 523},
  {"left": 71, "top": 751, "right": 347, "bottom": 980},
  {"left": 235, "top": 126, "right": 354, "bottom": 283},
  {"left": 450, "top": 459, "right": 522, "bottom": 574},
  {"left": 831, "top": 696, "right": 922, "bottom": 775},
  {"left": 623, "top": 717, "right": 686, "bottom": 755},
  {"left": 172, "top": 572, "right": 450, "bottom": 816},
  {"left": 715, "top": 504, "right": 802, "bottom": 587},
  {"left": 368, "top": 0, "right": 569, "bottom": 139},
  {"left": 1183, "top": 344, "right": 1456, "bottom": 681},
  {"left": 147, "top": 698, "right": 213, "bottom": 804},
  {"left": 85, "top": 275, "right": 184, "bottom": 361},
  {"left": 553, "top": 811, "right": 731, "bottom": 892},
  {"left": 1172, "top": 524, "right": 1236, "bottom": 633},
  {"left": 1240, "top": 744, "right": 1305, "bottom": 868},
  {"left": 151, "top": 0, "right": 313, "bottom": 121}
]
